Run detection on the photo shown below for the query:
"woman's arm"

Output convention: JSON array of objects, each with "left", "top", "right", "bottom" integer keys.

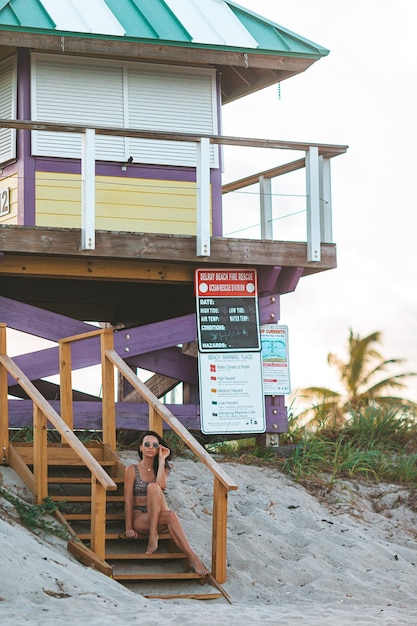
[{"left": 155, "top": 445, "right": 170, "bottom": 490}]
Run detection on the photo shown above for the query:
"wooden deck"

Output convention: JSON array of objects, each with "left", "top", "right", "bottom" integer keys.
[{"left": 0, "top": 225, "right": 335, "bottom": 322}]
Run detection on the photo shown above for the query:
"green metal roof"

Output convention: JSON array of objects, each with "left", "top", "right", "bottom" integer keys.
[{"left": 0, "top": 0, "right": 329, "bottom": 59}]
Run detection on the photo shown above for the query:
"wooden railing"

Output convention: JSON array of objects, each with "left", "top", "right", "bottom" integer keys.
[
  {"left": 60, "top": 326, "right": 238, "bottom": 582},
  {"left": 0, "top": 324, "right": 237, "bottom": 583},
  {"left": 104, "top": 346, "right": 238, "bottom": 583},
  {"left": 0, "top": 323, "right": 117, "bottom": 560},
  {"left": 0, "top": 118, "right": 347, "bottom": 261}
]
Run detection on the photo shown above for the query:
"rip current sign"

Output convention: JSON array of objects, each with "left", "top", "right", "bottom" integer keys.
[{"left": 195, "top": 269, "right": 260, "bottom": 352}]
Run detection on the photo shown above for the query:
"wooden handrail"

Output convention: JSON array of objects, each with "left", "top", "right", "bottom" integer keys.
[
  {"left": 105, "top": 346, "right": 237, "bottom": 583},
  {"left": 105, "top": 349, "right": 238, "bottom": 492},
  {"left": 0, "top": 353, "right": 116, "bottom": 492},
  {"left": 222, "top": 157, "right": 306, "bottom": 194},
  {"left": 0, "top": 118, "right": 348, "bottom": 157}
]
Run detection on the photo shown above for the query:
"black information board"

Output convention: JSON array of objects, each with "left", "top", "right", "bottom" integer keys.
[{"left": 197, "top": 296, "right": 260, "bottom": 351}]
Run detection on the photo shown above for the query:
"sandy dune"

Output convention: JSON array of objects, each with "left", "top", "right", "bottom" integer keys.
[{"left": 1, "top": 453, "right": 417, "bottom": 625}]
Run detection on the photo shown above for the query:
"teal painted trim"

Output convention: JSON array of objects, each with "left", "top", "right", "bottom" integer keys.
[
  {"left": 103, "top": 0, "right": 160, "bottom": 38},
  {"left": 227, "top": 1, "right": 329, "bottom": 57},
  {"left": 157, "top": 0, "right": 192, "bottom": 41},
  {"left": 0, "top": 6, "right": 19, "bottom": 26},
  {"left": 0, "top": 0, "right": 55, "bottom": 29},
  {"left": 131, "top": 0, "right": 191, "bottom": 41},
  {"left": 0, "top": 0, "right": 326, "bottom": 58},
  {"left": 0, "top": 23, "right": 326, "bottom": 58}
]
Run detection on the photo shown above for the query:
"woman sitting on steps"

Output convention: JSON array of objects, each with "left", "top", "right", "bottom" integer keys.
[{"left": 124, "top": 430, "right": 210, "bottom": 577}]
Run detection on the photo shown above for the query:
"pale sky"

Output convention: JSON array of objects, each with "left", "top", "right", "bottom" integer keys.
[
  {"left": 7, "top": 0, "right": 417, "bottom": 406},
  {"left": 222, "top": 0, "right": 417, "bottom": 404}
]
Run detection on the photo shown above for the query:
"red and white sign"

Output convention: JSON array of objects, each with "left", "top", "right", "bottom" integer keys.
[{"left": 195, "top": 269, "right": 257, "bottom": 297}]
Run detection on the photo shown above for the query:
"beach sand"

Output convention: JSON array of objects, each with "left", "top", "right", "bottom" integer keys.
[{"left": 1, "top": 452, "right": 417, "bottom": 625}]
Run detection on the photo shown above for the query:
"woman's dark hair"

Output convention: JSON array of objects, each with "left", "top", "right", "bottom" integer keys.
[{"left": 137, "top": 430, "right": 171, "bottom": 473}]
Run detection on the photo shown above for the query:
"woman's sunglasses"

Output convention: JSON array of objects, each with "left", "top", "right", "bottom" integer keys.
[{"left": 143, "top": 442, "right": 159, "bottom": 448}]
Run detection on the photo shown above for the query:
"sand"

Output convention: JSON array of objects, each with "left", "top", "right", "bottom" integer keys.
[{"left": 1, "top": 452, "right": 417, "bottom": 625}]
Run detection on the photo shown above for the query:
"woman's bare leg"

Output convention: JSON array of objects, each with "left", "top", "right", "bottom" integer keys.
[
  {"left": 145, "top": 482, "right": 168, "bottom": 554},
  {"left": 159, "top": 510, "right": 210, "bottom": 576}
]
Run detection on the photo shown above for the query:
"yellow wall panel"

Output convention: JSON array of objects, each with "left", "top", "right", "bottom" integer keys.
[{"left": 35, "top": 172, "right": 211, "bottom": 234}]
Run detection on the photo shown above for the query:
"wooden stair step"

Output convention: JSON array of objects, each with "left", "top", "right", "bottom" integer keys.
[
  {"left": 144, "top": 593, "right": 223, "bottom": 601},
  {"left": 64, "top": 513, "right": 124, "bottom": 521},
  {"left": 76, "top": 532, "right": 172, "bottom": 541},
  {"left": 50, "top": 495, "right": 124, "bottom": 502},
  {"left": 106, "top": 552, "right": 187, "bottom": 561},
  {"left": 43, "top": 460, "right": 116, "bottom": 467},
  {"left": 113, "top": 572, "right": 207, "bottom": 581},
  {"left": 48, "top": 477, "right": 124, "bottom": 484}
]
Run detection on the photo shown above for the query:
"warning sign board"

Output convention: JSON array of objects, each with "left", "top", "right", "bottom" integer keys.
[
  {"left": 198, "top": 351, "right": 266, "bottom": 434},
  {"left": 195, "top": 269, "right": 260, "bottom": 352},
  {"left": 261, "top": 325, "right": 291, "bottom": 394}
]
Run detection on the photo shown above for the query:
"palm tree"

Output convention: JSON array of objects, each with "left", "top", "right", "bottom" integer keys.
[{"left": 297, "top": 329, "right": 417, "bottom": 426}]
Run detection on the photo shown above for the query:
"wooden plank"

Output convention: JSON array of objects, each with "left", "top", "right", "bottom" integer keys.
[
  {"left": 8, "top": 443, "right": 35, "bottom": 493},
  {"left": 113, "top": 572, "right": 205, "bottom": 581},
  {"left": 33, "top": 406, "right": 48, "bottom": 504},
  {"left": 8, "top": 400, "right": 202, "bottom": 431},
  {"left": 0, "top": 32, "right": 318, "bottom": 73},
  {"left": 143, "top": 593, "right": 222, "bottom": 600},
  {"left": 101, "top": 330, "right": 116, "bottom": 450},
  {"left": 0, "top": 226, "right": 337, "bottom": 271},
  {"left": 50, "top": 495, "right": 124, "bottom": 502},
  {"left": 207, "top": 573, "right": 233, "bottom": 604},
  {"left": 90, "top": 477, "right": 107, "bottom": 559},
  {"left": 149, "top": 405, "right": 162, "bottom": 436},
  {"left": 102, "top": 444, "right": 128, "bottom": 478},
  {"left": 0, "top": 119, "right": 347, "bottom": 156},
  {"left": 67, "top": 538, "right": 112, "bottom": 576},
  {"left": 222, "top": 158, "right": 306, "bottom": 193},
  {"left": 64, "top": 513, "right": 124, "bottom": 521},
  {"left": 59, "top": 341, "right": 73, "bottom": 430},
  {"left": 0, "top": 295, "right": 89, "bottom": 341},
  {"left": 211, "top": 478, "right": 228, "bottom": 584},
  {"left": 145, "top": 374, "right": 180, "bottom": 399},
  {"left": 0, "top": 255, "right": 193, "bottom": 283},
  {"left": 107, "top": 553, "right": 187, "bottom": 560},
  {"left": 12, "top": 444, "right": 105, "bottom": 463},
  {"left": 0, "top": 324, "right": 8, "bottom": 464}
]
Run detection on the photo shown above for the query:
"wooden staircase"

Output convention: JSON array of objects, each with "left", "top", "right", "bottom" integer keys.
[
  {"left": 0, "top": 324, "right": 237, "bottom": 601},
  {"left": 9, "top": 441, "right": 226, "bottom": 601}
]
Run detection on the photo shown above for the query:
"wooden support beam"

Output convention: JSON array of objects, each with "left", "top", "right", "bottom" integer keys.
[
  {"left": 101, "top": 330, "right": 116, "bottom": 450},
  {"left": 149, "top": 405, "right": 163, "bottom": 437},
  {"left": 67, "top": 538, "right": 112, "bottom": 576},
  {"left": 59, "top": 341, "right": 74, "bottom": 430},
  {"left": 33, "top": 405, "right": 48, "bottom": 504},
  {"left": 0, "top": 323, "right": 9, "bottom": 464},
  {"left": 90, "top": 476, "right": 107, "bottom": 560},
  {"left": 0, "top": 295, "right": 90, "bottom": 341},
  {"left": 0, "top": 255, "right": 193, "bottom": 283},
  {"left": 0, "top": 226, "right": 337, "bottom": 270},
  {"left": 211, "top": 477, "right": 228, "bottom": 584}
]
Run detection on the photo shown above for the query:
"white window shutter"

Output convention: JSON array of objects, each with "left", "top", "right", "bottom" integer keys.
[
  {"left": 32, "top": 57, "right": 126, "bottom": 160},
  {"left": 127, "top": 67, "right": 218, "bottom": 167},
  {"left": 0, "top": 57, "right": 17, "bottom": 164},
  {"left": 31, "top": 55, "right": 218, "bottom": 168}
]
